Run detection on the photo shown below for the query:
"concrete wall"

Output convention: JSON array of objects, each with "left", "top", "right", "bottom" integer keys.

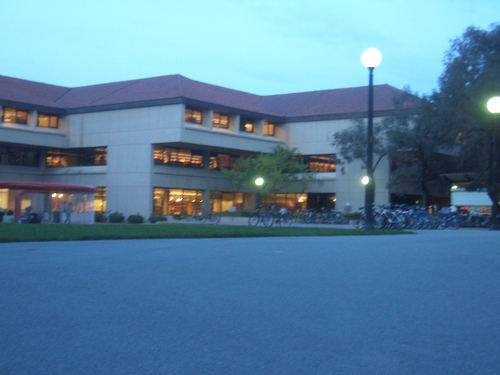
[{"left": 286, "top": 117, "right": 390, "bottom": 211}]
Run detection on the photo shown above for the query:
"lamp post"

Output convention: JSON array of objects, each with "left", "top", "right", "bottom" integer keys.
[
  {"left": 361, "top": 48, "right": 382, "bottom": 230},
  {"left": 487, "top": 96, "right": 500, "bottom": 230},
  {"left": 255, "top": 177, "right": 264, "bottom": 209}
]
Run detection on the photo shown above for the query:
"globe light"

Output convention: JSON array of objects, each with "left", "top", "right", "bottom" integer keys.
[
  {"left": 361, "top": 176, "right": 370, "bottom": 185},
  {"left": 487, "top": 96, "right": 500, "bottom": 114},
  {"left": 255, "top": 177, "right": 264, "bottom": 186},
  {"left": 361, "top": 48, "right": 382, "bottom": 69}
]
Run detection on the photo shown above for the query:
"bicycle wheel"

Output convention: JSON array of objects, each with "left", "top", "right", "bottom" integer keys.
[
  {"left": 283, "top": 213, "right": 293, "bottom": 227},
  {"left": 438, "top": 217, "right": 447, "bottom": 229},
  {"left": 209, "top": 213, "right": 221, "bottom": 224},
  {"left": 448, "top": 217, "right": 460, "bottom": 230},
  {"left": 248, "top": 213, "right": 260, "bottom": 226},
  {"left": 261, "top": 212, "right": 274, "bottom": 227}
]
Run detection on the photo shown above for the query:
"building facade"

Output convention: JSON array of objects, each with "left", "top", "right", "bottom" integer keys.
[{"left": 0, "top": 74, "right": 403, "bottom": 218}]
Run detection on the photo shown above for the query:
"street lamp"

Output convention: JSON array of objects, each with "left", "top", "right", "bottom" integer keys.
[
  {"left": 361, "top": 48, "right": 382, "bottom": 230},
  {"left": 255, "top": 177, "right": 264, "bottom": 209},
  {"left": 487, "top": 96, "right": 500, "bottom": 230}
]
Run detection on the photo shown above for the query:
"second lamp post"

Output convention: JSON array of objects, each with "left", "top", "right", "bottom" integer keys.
[{"left": 361, "top": 48, "right": 382, "bottom": 230}]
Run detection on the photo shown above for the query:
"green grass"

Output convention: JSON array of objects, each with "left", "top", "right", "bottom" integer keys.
[{"left": 0, "top": 223, "right": 409, "bottom": 243}]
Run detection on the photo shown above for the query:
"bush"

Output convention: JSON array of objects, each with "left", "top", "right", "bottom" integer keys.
[
  {"left": 109, "top": 212, "right": 125, "bottom": 223},
  {"left": 94, "top": 213, "right": 107, "bottom": 223},
  {"left": 128, "top": 214, "right": 144, "bottom": 224},
  {"left": 148, "top": 215, "right": 167, "bottom": 223}
]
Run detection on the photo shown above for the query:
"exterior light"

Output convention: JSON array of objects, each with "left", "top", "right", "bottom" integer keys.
[
  {"left": 487, "top": 96, "right": 500, "bottom": 114},
  {"left": 451, "top": 185, "right": 458, "bottom": 190},
  {"left": 487, "top": 96, "right": 500, "bottom": 230},
  {"left": 361, "top": 48, "right": 382, "bottom": 231},
  {"left": 254, "top": 177, "right": 264, "bottom": 209},
  {"left": 361, "top": 48, "right": 382, "bottom": 69},
  {"left": 361, "top": 176, "right": 370, "bottom": 185}
]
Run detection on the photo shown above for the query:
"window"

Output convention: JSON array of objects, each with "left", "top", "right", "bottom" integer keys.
[
  {"left": 210, "top": 191, "right": 244, "bottom": 212},
  {"left": 153, "top": 145, "right": 204, "bottom": 168},
  {"left": 153, "top": 188, "right": 204, "bottom": 216},
  {"left": 263, "top": 120, "right": 275, "bottom": 136},
  {"left": 240, "top": 117, "right": 254, "bottom": 133},
  {"left": 0, "top": 144, "right": 40, "bottom": 167},
  {"left": 2, "top": 107, "right": 28, "bottom": 125},
  {"left": 37, "top": 113, "right": 58, "bottom": 128},
  {"left": 184, "top": 107, "right": 203, "bottom": 124},
  {"left": 213, "top": 112, "right": 229, "bottom": 129},
  {"left": 94, "top": 187, "right": 107, "bottom": 213},
  {"left": 303, "top": 155, "right": 336, "bottom": 173},
  {"left": 45, "top": 147, "right": 107, "bottom": 168},
  {"left": 209, "top": 152, "right": 239, "bottom": 170}
]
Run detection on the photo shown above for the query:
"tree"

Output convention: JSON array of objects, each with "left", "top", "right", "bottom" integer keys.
[
  {"left": 330, "top": 118, "right": 387, "bottom": 173},
  {"left": 433, "top": 24, "right": 500, "bottom": 209},
  {"left": 331, "top": 24, "right": 500, "bottom": 208},
  {"left": 221, "top": 145, "right": 317, "bottom": 198}
]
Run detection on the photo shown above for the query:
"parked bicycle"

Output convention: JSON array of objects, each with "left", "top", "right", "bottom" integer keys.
[
  {"left": 193, "top": 207, "right": 221, "bottom": 224},
  {"left": 273, "top": 207, "right": 293, "bottom": 228},
  {"left": 248, "top": 205, "right": 275, "bottom": 227}
]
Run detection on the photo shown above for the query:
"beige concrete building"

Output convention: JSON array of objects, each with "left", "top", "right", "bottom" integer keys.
[{"left": 0, "top": 74, "right": 402, "bottom": 219}]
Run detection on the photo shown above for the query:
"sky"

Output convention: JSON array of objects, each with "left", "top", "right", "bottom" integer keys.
[{"left": 1, "top": 0, "right": 498, "bottom": 96}]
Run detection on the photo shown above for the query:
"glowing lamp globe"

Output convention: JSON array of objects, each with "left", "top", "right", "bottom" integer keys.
[
  {"left": 361, "top": 48, "right": 382, "bottom": 69},
  {"left": 487, "top": 97, "right": 500, "bottom": 114},
  {"left": 361, "top": 176, "right": 370, "bottom": 185},
  {"left": 255, "top": 177, "right": 264, "bottom": 186}
]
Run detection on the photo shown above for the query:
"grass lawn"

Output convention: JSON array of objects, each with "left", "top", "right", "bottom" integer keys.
[{"left": 0, "top": 223, "right": 409, "bottom": 243}]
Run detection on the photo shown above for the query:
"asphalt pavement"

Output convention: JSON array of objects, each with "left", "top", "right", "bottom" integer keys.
[{"left": 1, "top": 230, "right": 499, "bottom": 374}]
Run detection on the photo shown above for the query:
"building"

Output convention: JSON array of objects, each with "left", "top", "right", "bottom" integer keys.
[{"left": 0, "top": 74, "right": 404, "bottom": 219}]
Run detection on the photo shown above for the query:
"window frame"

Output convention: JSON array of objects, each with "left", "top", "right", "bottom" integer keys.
[
  {"left": 2, "top": 107, "right": 28, "bottom": 125},
  {"left": 240, "top": 117, "right": 254, "bottom": 133},
  {"left": 37, "top": 113, "right": 58, "bottom": 128},
  {"left": 184, "top": 107, "right": 203, "bottom": 124},
  {"left": 263, "top": 120, "right": 275, "bottom": 136},
  {"left": 213, "top": 111, "right": 229, "bottom": 129}
]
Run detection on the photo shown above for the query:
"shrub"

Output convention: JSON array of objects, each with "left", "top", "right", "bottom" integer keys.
[
  {"left": 94, "top": 213, "right": 107, "bottom": 223},
  {"left": 128, "top": 214, "right": 144, "bottom": 224},
  {"left": 149, "top": 215, "right": 167, "bottom": 223},
  {"left": 109, "top": 211, "right": 125, "bottom": 223}
]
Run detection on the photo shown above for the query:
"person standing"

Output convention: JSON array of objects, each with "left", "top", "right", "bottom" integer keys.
[{"left": 64, "top": 202, "right": 72, "bottom": 224}]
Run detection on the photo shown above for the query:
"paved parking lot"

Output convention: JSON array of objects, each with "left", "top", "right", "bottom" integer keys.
[{"left": 1, "top": 230, "right": 499, "bottom": 374}]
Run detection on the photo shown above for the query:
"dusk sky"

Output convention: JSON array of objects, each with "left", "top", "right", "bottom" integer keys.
[{"left": 1, "top": 0, "right": 498, "bottom": 96}]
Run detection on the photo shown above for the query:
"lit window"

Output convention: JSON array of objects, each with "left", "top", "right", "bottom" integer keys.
[
  {"left": 37, "top": 113, "right": 58, "bottom": 128},
  {"left": 3, "top": 107, "right": 28, "bottom": 124},
  {"left": 240, "top": 117, "right": 254, "bottom": 133},
  {"left": 213, "top": 112, "right": 229, "bottom": 128},
  {"left": 304, "top": 155, "right": 336, "bottom": 173},
  {"left": 264, "top": 120, "right": 275, "bottom": 136},
  {"left": 184, "top": 107, "right": 203, "bottom": 124},
  {"left": 153, "top": 145, "right": 204, "bottom": 168}
]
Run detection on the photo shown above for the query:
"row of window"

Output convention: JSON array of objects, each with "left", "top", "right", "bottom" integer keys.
[
  {"left": 46, "top": 147, "right": 107, "bottom": 168},
  {"left": 153, "top": 145, "right": 336, "bottom": 172},
  {"left": 0, "top": 143, "right": 335, "bottom": 173},
  {"left": 184, "top": 107, "right": 276, "bottom": 136},
  {"left": 0, "top": 144, "right": 107, "bottom": 168},
  {"left": 152, "top": 187, "right": 310, "bottom": 216},
  {"left": 1, "top": 107, "right": 58, "bottom": 128},
  {"left": 153, "top": 145, "right": 240, "bottom": 170}
]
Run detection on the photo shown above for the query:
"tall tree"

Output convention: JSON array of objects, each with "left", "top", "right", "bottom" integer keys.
[{"left": 434, "top": 24, "right": 500, "bottom": 207}]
